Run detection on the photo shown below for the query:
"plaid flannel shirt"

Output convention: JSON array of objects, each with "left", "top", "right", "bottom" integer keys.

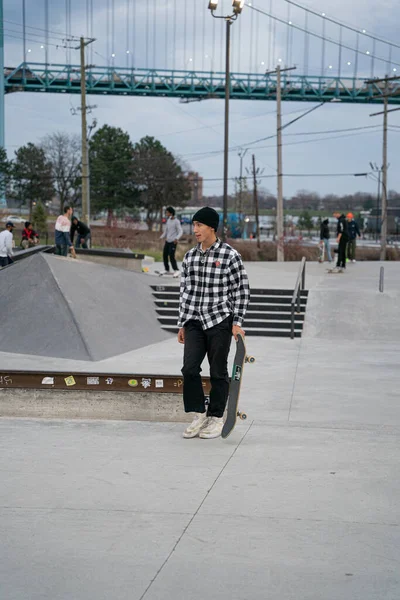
[{"left": 178, "top": 239, "right": 250, "bottom": 330}]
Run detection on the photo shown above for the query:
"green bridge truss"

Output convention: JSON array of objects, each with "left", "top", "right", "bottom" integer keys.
[{"left": 5, "top": 63, "right": 400, "bottom": 104}]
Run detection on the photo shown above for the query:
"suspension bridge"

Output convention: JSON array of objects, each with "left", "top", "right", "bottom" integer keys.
[
  {"left": 2, "top": 0, "right": 400, "bottom": 154},
  {"left": 3, "top": 0, "right": 400, "bottom": 102}
]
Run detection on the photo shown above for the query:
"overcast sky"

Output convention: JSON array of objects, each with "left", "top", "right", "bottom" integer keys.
[{"left": 4, "top": 0, "right": 400, "bottom": 199}]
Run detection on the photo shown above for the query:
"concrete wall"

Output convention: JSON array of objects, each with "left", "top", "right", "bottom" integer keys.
[{"left": 0, "top": 389, "right": 191, "bottom": 422}]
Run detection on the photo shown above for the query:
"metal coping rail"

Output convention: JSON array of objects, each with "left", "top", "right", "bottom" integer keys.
[{"left": 290, "top": 257, "right": 307, "bottom": 339}]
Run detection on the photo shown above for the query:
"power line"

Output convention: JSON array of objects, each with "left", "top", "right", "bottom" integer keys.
[{"left": 3, "top": 19, "right": 79, "bottom": 41}]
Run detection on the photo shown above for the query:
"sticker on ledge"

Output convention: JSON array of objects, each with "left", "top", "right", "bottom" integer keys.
[
  {"left": 128, "top": 379, "right": 138, "bottom": 388},
  {"left": 141, "top": 378, "right": 152, "bottom": 389},
  {"left": 87, "top": 377, "right": 100, "bottom": 385},
  {"left": 64, "top": 376, "right": 76, "bottom": 387},
  {"left": 42, "top": 377, "right": 54, "bottom": 385},
  {"left": 105, "top": 377, "right": 114, "bottom": 385},
  {"left": 155, "top": 379, "right": 164, "bottom": 389}
]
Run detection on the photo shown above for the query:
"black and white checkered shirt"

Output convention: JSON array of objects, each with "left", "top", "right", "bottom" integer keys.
[{"left": 178, "top": 239, "right": 250, "bottom": 330}]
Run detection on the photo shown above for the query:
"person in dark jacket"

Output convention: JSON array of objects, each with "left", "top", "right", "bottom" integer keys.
[
  {"left": 71, "top": 216, "right": 91, "bottom": 249},
  {"left": 21, "top": 221, "right": 39, "bottom": 249},
  {"left": 346, "top": 213, "right": 361, "bottom": 263},
  {"left": 334, "top": 212, "right": 349, "bottom": 271},
  {"left": 319, "top": 218, "right": 332, "bottom": 262}
]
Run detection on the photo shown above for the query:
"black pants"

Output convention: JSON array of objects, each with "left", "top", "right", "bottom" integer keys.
[
  {"left": 182, "top": 317, "right": 233, "bottom": 418},
  {"left": 0, "top": 256, "right": 13, "bottom": 267},
  {"left": 163, "top": 241, "right": 178, "bottom": 271},
  {"left": 337, "top": 237, "right": 348, "bottom": 268}
]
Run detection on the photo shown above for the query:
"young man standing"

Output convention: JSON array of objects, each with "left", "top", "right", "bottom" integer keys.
[
  {"left": 55, "top": 206, "right": 74, "bottom": 257},
  {"left": 346, "top": 213, "right": 361, "bottom": 263},
  {"left": 160, "top": 206, "right": 183, "bottom": 276},
  {"left": 0, "top": 221, "right": 15, "bottom": 267},
  {"left": 334, "top": 212, "right": 349, "bottom": 272},
  {"left": 177, "top": 207, "right": 250, "bottom": 440}
]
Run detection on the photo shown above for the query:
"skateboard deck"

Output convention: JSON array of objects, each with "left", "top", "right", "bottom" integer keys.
[
  {"left": 154, "top": 270, "right": 179, "bottom": 278},
  {"left": 318, "top": 243, "right": 325, "bottom": 263},
  {"left": 222, "top": 333, "right": 255, "bottom": 439},
  {"left": 326, "top": 268, "right": 345, "bottom": 274}
]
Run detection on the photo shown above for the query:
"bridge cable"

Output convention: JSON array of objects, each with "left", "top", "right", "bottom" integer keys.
[
  {"left": 126, "top": 0, "right": 130, "bottom": 68},
  {"left": 281, "top": 0, "right": 400, "bottom": 50},
  {"left": 248, "top": 4, "right": 400, "bottom": 69},
  {"left": 165, "top": 0, "right": 169, "bottom": 69},
  {"left": 153, "top": 0, "right": 157, "bottom": 69},
  {"left": 173, "top": 0, "right": 177, "bottom": 70}
]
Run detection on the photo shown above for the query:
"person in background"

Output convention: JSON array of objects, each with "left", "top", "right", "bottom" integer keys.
[
  {"left": 0, "top": 221, "right": 15, "bottom": 267},
  {"left": 347, "top": 213, "right": 361, "bottom": 263},
  {"left": 21, "top": 221, "right": 39, "bottom": 249},
  {"left": 160, "top": 206, "right": 183, "bottom": 276},
  {"left": 71, "top": 216, "right": 91, "bottom": 249},
  {"left": 319, "top": 218, "right": 332, "bottom": 263},
  {"left": 55, "top": 206, "right": 74, "bottom": 257},
  {"left": 334, "top": 212, "right": 349, "bottom": 272}
]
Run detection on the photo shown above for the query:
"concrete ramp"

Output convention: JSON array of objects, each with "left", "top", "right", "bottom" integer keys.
[
  {"left": 303, "top": 263, "right": 400, "bottom": 341},
  {"left": 0, "top": 254, "right": 171, "bottom": 360}
]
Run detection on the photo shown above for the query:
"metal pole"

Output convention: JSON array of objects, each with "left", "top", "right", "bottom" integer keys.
[
  {"left": 0, "top": 0, "right": 4, "bottom": 151},
  {"left": 381, "top": 97, "right": 388, "bottom": 261},
  {"left": 239, "top": 151, "right": 243, "bottom": 234},
  {"left": 252, "top": 154, "right": 260, "bottom": 249},
  {"left": 222, "top": 19, "right": 231, "bottom": 242},
  {"left": 80, "top": 37, "right": 89, "bottom": 226},
  {"left": 276, "top": 65, "right": 284, "bottom": 262},
  {"left": 0, "top": 0, "right": 5, "bottom": 209},
  {"left": 376, "top": 170, "right": 381, "bottom": 242}
]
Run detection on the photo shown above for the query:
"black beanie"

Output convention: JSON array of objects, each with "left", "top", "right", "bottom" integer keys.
[{"left": 192, "top": 207, "right": 219, "bottom": 231}]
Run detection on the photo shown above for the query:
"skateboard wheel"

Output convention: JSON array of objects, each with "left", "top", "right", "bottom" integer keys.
[
  {"left": 246, "top": 356, "right": 255, "bottom": 364},
  {"left": 237, "top": 412, "right": 247, "bottom": 420}
]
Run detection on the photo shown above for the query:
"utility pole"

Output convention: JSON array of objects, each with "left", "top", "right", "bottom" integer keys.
[
  {"left": 381, "top": 96, "right": 388, "bottom": 261},
  {"left": 252, "top": 155, "right": 261, "bottom": 248},
  {"left": 367, "top": 74, "right": 400, "bottom": 260},
  {"left": 276, "top": 65, "right": 284, "bottom": 262},
  {"left": 0, "top": 0, "right": 6, "bottom": 208},
  {"left": 238, "top": 148, "right": 248, "bottom": 235},
  {"left": 78, "top": 36, "right": 95, "bottom": 226}
]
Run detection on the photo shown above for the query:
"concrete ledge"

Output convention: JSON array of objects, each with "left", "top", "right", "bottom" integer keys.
[
  {"left": 0, "top": 388, "right": 191, "bottom": 422},
  {"left": 75, "top": 248, "right": 154, "bottom": 272}
]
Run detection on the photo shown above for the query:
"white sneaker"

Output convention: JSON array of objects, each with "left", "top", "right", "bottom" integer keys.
[
  {"left": 199, "top": 416, "right": 224, "bottom": 439},
  {"left": 183, "top": 412, "right": 209, "bottom": 439},
  {"left": 352, "top": 259, "right": 356, "bottom": 263},
  {"left": 173, "top": 270, "right": 180, "bottom": 278}
]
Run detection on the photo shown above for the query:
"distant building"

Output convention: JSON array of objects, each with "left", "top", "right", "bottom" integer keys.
[{"left": 187, "top": 172, "right": 203, "bottom": 205}]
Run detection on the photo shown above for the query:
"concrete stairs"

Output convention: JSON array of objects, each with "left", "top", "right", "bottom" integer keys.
[{"left": 151, "top": 286, "right": 309, "bottom": 338}]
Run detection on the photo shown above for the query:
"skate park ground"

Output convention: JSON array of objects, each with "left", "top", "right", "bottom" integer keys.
[{"left": 1, "top": 261, "right": 400, "bottom": 599}]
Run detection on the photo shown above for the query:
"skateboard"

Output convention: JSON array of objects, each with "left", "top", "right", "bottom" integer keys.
[
  {"left": 154, "top": 270, "right": 180, "bottom": 278},
  {"left": 326, "top": 267, "right": 345, "bottom": 274},
  {"left": 318, "top": 243, "right": 325, "bottom": 263},
  {"left": 222, "top": 333, "right": 255, "bottom": 439}
]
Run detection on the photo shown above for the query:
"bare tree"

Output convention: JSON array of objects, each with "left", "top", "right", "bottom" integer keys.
[{"left": 41, "top": 132, "right": 81, "bottom": 212}]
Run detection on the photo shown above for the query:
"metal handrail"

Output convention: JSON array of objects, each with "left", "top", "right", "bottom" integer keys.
[{"left": 290, "top": 257, "right": 306, "bottom": 339}]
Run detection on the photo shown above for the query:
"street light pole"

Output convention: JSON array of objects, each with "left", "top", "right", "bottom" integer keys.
[
  {"left": 276, "top": 65, "right": 284, "bottom": 262},
  {"left": 208, "top": 0, "right": 245, "bottom": 241},
  {"left": 223, "top": 18, "right": 231, "bottom": 241}
]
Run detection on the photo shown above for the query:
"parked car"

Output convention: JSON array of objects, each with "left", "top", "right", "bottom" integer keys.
[{"left": 2, "top": 215, "right": 26, "bottom": 224}]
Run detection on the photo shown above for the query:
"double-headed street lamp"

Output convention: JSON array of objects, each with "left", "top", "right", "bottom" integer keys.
[{"left": 208, "top": 1, "right": 245, "bottom": 241}]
